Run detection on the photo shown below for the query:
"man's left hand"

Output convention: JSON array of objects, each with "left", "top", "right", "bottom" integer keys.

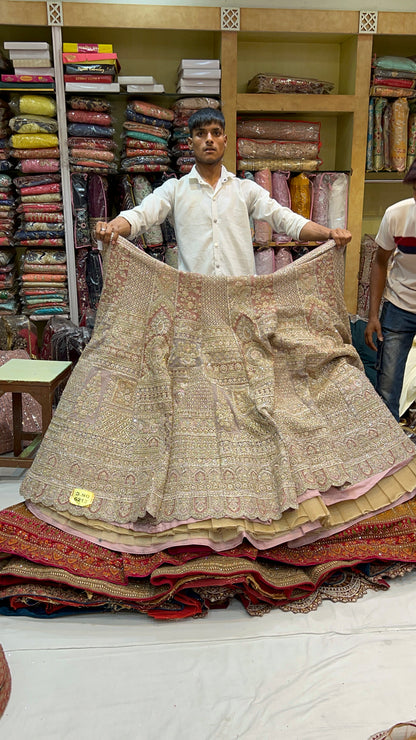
[{"left": 329, "top": 228, "right": 352, "bottom": 248}]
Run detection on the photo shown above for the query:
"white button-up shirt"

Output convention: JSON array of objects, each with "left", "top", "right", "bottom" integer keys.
[{"left": 120, "top": 165, "right": 309, "bottom": 276}]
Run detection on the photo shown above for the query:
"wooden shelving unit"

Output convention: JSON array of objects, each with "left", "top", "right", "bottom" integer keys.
[{"left": 1, "top": 2, "right": 416, "bottom": 314}]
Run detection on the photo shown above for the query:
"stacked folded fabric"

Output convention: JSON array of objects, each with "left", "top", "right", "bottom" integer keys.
[
  {"left": 367, "top": 57, "right": 416, "bottom": 172},
  {"left": 67, "top": 96, "right": 117, "bottom": 176},
  {"left": 1, "top": 41, "right": 54, "bottom": 92},
  {"left": 0, "top": 174, "right": 15, "bottom": 248},
  {"left": 63, "top": 44, "right": 120, "bottom": 93},
  {"left": 2, "top": 238, "right": 416, "bottom": 620},
  {"left": 9, "top": 94, "right": 59, "bottom": 175},
  {"left": 120, "top": 99, "right": 173, "bottom": 174},
  {"left": 170, "top": 97, "right": 221, "bottom": 175},
  {"left": 370, "top": 55, "right": 416, "bottom": 98},
  {"left": 176, "top": 59, "right": 221, "bottom": 96},
  {"left": 236, "top": 117, "right": 322, "bottom": 172},
  {"left": 18, "top": 244, "right": 68, "bottom": 317}
]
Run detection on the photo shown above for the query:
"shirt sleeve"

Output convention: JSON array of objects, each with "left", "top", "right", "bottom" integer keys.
[
  {"left": 243, "top": 179, "right": 310, "bottom": 241},
  {"left": 119, "top": 179, "right": 175, "bottom": 238}
]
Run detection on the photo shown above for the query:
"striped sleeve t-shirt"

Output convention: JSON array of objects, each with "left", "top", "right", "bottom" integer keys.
[{"left": 376, "top": 197, "right": 416, "bottom": 313}]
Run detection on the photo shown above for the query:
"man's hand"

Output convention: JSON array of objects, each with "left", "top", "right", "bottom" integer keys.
[
  {"left": 328, "top": 228, "right": 352, "bottom": 248},
  {"left": 364, "top": 317, "right": 383, "bottom": 352},
  {"left": 95, "top": 216, "right": 131, "bottom": 246}
]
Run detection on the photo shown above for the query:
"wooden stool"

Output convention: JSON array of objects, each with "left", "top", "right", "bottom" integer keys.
[{"left": 0, "top": 358, "right": 72, "bottom": 468}]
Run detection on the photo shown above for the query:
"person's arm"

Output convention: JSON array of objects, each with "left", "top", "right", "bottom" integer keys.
[
  {"left": 246, "top": 180, "right": 351, "bottom": 247},
  {"left": 298, "top": 220, "right": 352, "bottom": 248},
  {"left": 364, "top": 246, "right": 391, "bottom": 351},
  {"left": 95, "top": 180, "right": 174, "bottom": 246}
]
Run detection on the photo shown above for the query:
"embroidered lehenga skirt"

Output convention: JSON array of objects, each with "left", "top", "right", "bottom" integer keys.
[{"left": 1, "top": 236, "right": 416, "bottom": 619}]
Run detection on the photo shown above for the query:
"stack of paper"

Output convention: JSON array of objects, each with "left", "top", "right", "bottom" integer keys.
[
  {"left": 176, "top": 59, "right": 221, "bottom": 95},
  {"left": 118, "top": 76, "right": 165, "bottom": 93},
  {"left": 62, "top": 44, "right": 120, "bottom": 92},
  {"left": 1, "top": 42, "right": 55, "bottom": 91}
]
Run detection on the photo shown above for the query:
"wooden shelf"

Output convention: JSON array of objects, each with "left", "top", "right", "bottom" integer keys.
[{"left": 236, "top": 94, "right": 359, "bottom": 114}]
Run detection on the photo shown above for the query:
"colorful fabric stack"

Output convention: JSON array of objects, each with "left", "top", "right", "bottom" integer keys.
[
  {"left": 9, "top": 94, "right": 59, "bottom": 175},
  {"left": 18, "top": 243, "right": 68, "bottom": 317},
  {"left": 67, "top": 96, "right": 117, "bottom": 176},
  {"left": 2, "top": 237, "right": 416, "bottom": 620},
  {"left": 120, "top": 99, "right": 173, "bottom": 174},
  {"left": 176, "top": 59, "right": 221, "bottom": 96},
  {"left": 170, "top": 97, "right": 220, "bottom": 175},
  {"left": 237, "top": 118, "right": 322, "bottom": 172},
  {"left": 63, "top": 43, "right": 120, "bottom": 94},
  {"left": 367, "top": 57, "right": 416, "bottom": 173},
  {"left": 0, "top": 41, "right": 54, "bottom": 93}
]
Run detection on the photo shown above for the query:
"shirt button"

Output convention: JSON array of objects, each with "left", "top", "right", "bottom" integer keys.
[{"left": 213, "top": 219, "right": 217, "bottom": 223}]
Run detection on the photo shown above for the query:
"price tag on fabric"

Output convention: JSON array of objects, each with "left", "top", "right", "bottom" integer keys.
[{"left": 69, "top": 488, "right": 95, "bottom": 507}]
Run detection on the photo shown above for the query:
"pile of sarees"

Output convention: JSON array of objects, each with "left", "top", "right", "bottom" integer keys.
[{"left": 1, "top": 236, "right": 416, "bottom": 620}]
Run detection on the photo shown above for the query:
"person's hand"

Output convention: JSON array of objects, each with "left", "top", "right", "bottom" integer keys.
[
  {"left": 364, "top": 316, "right": 382, "bottom": 352},
  {"left": 329, "top": 228, "right": 352, "bottom": 248},
  {"left": 95, "top": 217, "right": 131, "bottom": 246}
]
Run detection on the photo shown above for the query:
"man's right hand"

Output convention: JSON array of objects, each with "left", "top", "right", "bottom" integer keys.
[
  {"left": 364, "top": 317, "right": 383, "bottom": 352},
  {"left": 95, "top": 216, "right": 131, "bottom": 246}
]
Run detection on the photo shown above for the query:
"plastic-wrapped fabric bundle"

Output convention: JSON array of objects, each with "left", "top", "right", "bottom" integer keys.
[
  {"left": 132, "top": 175, "right": 164, "bottom": 247},
  {"left": 85, "top": 250, "right": 103, "bottom": 311},
  {"left": 17, "top": 159, "right": 60, "bottom": 174},
  {"left": 366, "top": 97, "right": 375, "bottom": 171},
  {"left": 88, "top": 174, "right": 108, "bottom": 251},
  {"left": 271, "top": 171, "right": 291, "bottom": 244},
  {"left": 274, "top": 246, "right": 293, "bottom": 270},
  {"left": 254, "top": 169, "right": 272, "bottom": 245},
  {"left": 407, "top": 108, "right": 416, "bottom": 169},
  {"left": 67, "top": 110, "right": 112, "bottom": 126},
  {"left": 10, "top": 133, "right": 59, "bottom": 149},
  {"left": 18, "top": 95, "right": 56, "bottom": 117},
  {"left": 373, "top": 98, "right": 388, "bottom": 171},
  {"left": 238, "top": 157, "right": 321, "bottom": 172},
  {"left": 247, "top": 73, "right": 334, "bottom": 95},
  {"left": 237, "top": 119, "right": 320, "bottom": 142},
  {"left": 382, "top": 103, "right": 392, "bottom": 171},
  {"left": 327, "top": 173, "right": 349, "bottom": 230},
  {"left": 9, "top": 115, "right": 58, "bottom": 134},
  {"left": 311, "top": 172, "right": 330, "bottom": 227},
  {"left": 128, "top": 100, "right": 174, "bottom": 122},
  {"left": 390, "top": 97, "right": 409, "bottom": 172},
  {"left": 12, "top": 147, "right": 60, "bottom": 159},
  {"left": 68, "top": 96, "right": 111, "bottom": 113},
  {"left": 237, "top": 139, "right": 320, "bottom": 159},
  {"left": 71, "top": 173, "right": 90, "bottom": 248},
  {"left": 254, "top": 247, "right": 275, "bottom": 274},
  {"left": 290, "top": 173, "right": 311, "bottom": 220}
]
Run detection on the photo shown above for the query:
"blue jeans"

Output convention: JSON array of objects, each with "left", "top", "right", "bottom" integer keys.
[{"left": 376, "top": 300, "right": 416, "bottom": 421}]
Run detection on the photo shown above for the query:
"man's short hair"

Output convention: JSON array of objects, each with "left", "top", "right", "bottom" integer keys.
[
  {"left": 188, "top": 108, "right": 225, "bottom": 135},
  {"left": 403, "top": 158, "right": 416, "bottom": 184}
]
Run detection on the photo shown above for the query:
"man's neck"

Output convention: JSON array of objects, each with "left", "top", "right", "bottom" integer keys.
[{"left": 195, "top": 162, "right": 223, "bottom": 188}]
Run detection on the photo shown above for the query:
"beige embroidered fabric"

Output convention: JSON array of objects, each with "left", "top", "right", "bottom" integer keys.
[{"left": 20, "top": 236, "right": 415, "bottom": 525}]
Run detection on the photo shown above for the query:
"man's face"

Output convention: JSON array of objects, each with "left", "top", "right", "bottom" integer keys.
[{"left": 189, "top": 121, "right": 227, "bottom": 166}]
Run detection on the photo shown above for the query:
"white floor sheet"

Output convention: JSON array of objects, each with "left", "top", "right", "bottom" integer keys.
[{"left": 1, "top": 470, "right": 416, "bottom": 740}]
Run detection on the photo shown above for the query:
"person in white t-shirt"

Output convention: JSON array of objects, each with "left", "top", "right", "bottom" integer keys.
[
  {"left": 95, "top": 107, "right": 351, "bottom": 275},
  {"left": 365, "top": 161, "right": 416, "bottom": 420}
]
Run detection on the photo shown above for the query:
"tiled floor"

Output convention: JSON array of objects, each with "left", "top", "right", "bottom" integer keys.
[{"left": 1, "top": 470, "right": 416, "bottom": 740}]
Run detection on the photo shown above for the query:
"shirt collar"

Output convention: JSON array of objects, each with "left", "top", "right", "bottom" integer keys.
[{"left": 188, "top": 164, "right": 235, "bottom": 186}]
